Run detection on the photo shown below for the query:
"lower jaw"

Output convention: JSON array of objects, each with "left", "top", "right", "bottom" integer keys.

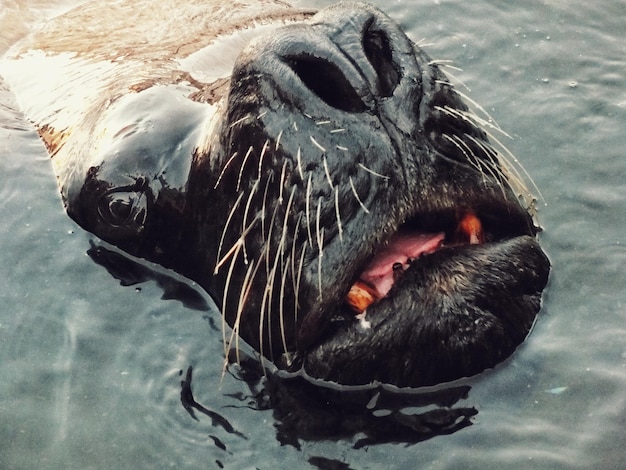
[{"left": 297, "top": 235, "right": 548, "bottom": 387}]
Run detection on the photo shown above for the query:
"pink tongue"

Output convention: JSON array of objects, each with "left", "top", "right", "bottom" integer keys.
[{"left": 360, "top": 231, "right": 445, "bottom": 297}]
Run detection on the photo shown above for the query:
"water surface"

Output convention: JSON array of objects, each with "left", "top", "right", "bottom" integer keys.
[{"left": 1, "top": 0, "right": 624, "bottom": 468}]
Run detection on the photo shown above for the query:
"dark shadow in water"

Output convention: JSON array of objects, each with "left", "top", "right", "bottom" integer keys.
[
  {"left": 86, "top": 241, "right": 210, "bottom": 311},
  {"left": 179, "top": 366, "right": 246, "bottom": 439},
  {"left": 86, "top": 241, "right": 477, "bottom": 451},
  {"left": 183, "top": 353, "right": 477, "bottom": 451}
]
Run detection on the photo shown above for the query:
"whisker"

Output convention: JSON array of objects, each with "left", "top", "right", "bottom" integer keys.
[
  {"left": 334, "top": 186, "right": 343, "bottom": 242},
  {"left": 310, "top": 135, "right": 326, "bottom": 152},
  {"left": 465, "top": 134, "right": 509, "bottom": 199},
  {"left": 258, "top": 262, "right": 274, "bottom": 364},
  {"left": 237, "top": 146, "right": 254, "bottom": 192},
  {"left": 442, "top": 133, "right": 487, "bottom": 184},
  {"left": 436, "top": 63, "right": 464, "bottom": 73},
  {"left": 264, "top": 190, "right": 283, "bottom": 276},
  {"left": 296, "top": 146, "right": 304, "bottom": 180},
  {"left": 294, "top": 242, "right": 307, "bottom": 326},
  {"left": 349, "top": 176, "right": 370, "bottom": 214},
  {"left": 315, "top": 197, "right": 324, "bottom": 300},
  {"left": 214, "top": 151, "right": 237, "bottom": 189},
  {"left": 214, "top": 215, "right": 260, "bottom": 273},
  {"left": 229, "top": 113, "right": 251, "bottom": 128},
  {"left": 453, "top": 90, "right": 508, "bottom": 135},
  {"left": 323, "top": 155, "right": 334, "bottom": 191},
  {"left": 274, "top": 186, "right": 296, "bottom": 354},
  {"left": 240, "top": 179, "right": 262, "bottom": 264},
  {"left": 278, "top": 160, "right": 288, "bottom": 205},
  {"left": 223, "top": 254, "right": 261, "bottom": 375},
  {"left": 358, "top": 162, "right": 390, "bottom": 180},
  {"left": 305, "top": 173, "right": 313, "bottom": 248},
  {"left": 257, "top": 139, "right": 270, "bottom": 180},
  {"left": 279, "top": 253, "right": 291, "bottom": 355},
  {"left": 221, "top": 239, "right": 243, "bottom": 361},
  {"left": 260, "top": 172, "right": 273, "bottom": 243},
  {"left": 290, "top": 213, "right": 304, "bottom": 304},
  {"left": 416, "top": 39, "right": 434, "bottom": 48},
  {"left": 436, "top": 70, "right": 471, "bottom": 92},
  {"left": 215, "top": 191, "right": 244, "bottom": 274},
  {"left": 275, "top": 130, "right": 283, "bottom": 150},
  {"left": 481, "top": 130, "right": 544, "bottom": 204}
]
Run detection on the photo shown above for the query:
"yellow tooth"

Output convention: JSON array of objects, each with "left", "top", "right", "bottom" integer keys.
[
  {"left": 346, "top": 281, "right": 379, "bottom": 314},
  {"left": 458, "top": 211, "right": 484, "bottom": 244}
]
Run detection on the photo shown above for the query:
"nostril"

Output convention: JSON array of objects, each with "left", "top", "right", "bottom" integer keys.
[
  {"left": 362, "top": 25, "right": 400, "bottom": 97},
  {"left": 285, "top": 55, "right": 367, "bottom": 113}
]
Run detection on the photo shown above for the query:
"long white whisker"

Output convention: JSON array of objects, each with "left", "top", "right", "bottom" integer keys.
[
  {"left": 236, "top": 146, "right": 254, "bottom": 192},
  {"left": 442, "top": 133, "right": 486, "bottom": 182},
  {"left": 257, "top": 139, "right": 270, "bottom": 180},
  {"left": 279, "top": 253, "right": 291, "bottom": 355},
  {"left": 290, "top": 213, "right": 303, "bottom": 302},
  {"left": 215, "top": 191, "right": 244, "bottom": 274},
  {"left": 295, "top": 242, "right": 307, "bottom": 326},
  {"left": 481, "top": 130, "right": 544, "bottom": 204},
  {"left": 349, "top": 176, "right": 370, "bottom": 214},
  {"left": 260, "top": 172, "right": 273, "bottom": 243},
  {"left": 305, "top": 173, "right": 313, "bottom": 248},
  {"left": 465, "top": 134, "right": 509, "bottom": 200},
  {"left": 221, "top": 240, "right": 243, "bottom": 362},
  {"left": 229, "top": 113, "right": 251, "bottom": 128},
  {"left": 275, "top": 130, "right": 283, "bottom": 150},
  {"left": 453, "top": 89, "right": 507, "bottom": 135},
  {"left": 310, "top": 135, "right": 326, "bottom": 152},
  {"left": 323, "top": 155, "right": 334, "bottom": 191},
  {"left": 334, "top": 186, "right": 343, "bottom": 242},
  {"left": 223, "top": 253, "right": 262, "bottom": 376},
  {"left": 315, "top": 197, "right": 324, "bottom": 300},
  {"left": 436, "top": 70, "right": 471, "bottom": 92},
  {"left": 296, "top": 146, "right": 304, "bottom": 181},
  {"left": 274, "top": 186, "right": 296, "bottom": 354},
  {"left": 240, "top": 179, "right": 261, "bottom": 264},
  {"left": 214, "top": 215, "right": 260, "bottom": 273},
  {"left": 358, "top": 163, "right": 390, "bottom": 180},
  {"left": 214, "top": 152, "right": 237, "bottom": 189},
  {"left": 278, "top": 160, "right": 287, "bottom": 205}
]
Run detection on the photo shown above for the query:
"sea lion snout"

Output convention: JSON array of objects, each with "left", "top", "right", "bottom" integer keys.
[{"left": 232, "top": 3, "right": 419, "bottom": 122}]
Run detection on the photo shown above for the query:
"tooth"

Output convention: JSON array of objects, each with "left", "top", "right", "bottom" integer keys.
[
  {"left": 346, "top": 281, "right": 379, "bottom": 314},
  {"left": 457, "top": 211, "right": 484, "bottom": 244}
]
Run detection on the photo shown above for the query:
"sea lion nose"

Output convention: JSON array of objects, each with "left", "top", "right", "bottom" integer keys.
[
  {"left": 235, "top": 4, "right": 415, "bottom": 115},
  {"left": 282, "top": 13, "right": 403, "bottom": 112},
  {"left": 282, "top": 50, "right": 369, "bottom": 113}
]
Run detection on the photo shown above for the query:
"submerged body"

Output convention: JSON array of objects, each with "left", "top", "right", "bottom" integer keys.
[{"left": 0, "top": 0, "right": 550, "bottom": 387}]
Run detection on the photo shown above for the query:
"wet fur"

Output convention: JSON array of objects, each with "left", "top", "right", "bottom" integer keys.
[{"left": 1, "top": 1, "right": 550, "bottom": 387}]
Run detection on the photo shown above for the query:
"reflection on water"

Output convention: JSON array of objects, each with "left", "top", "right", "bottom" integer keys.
[{"left": 1, "top": 0, "right": 625, "bottom": 469}]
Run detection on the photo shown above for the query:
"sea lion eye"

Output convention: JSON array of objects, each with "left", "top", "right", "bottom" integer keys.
[{"left": 97, "top": 190, "right": 148, "bottom": 231}]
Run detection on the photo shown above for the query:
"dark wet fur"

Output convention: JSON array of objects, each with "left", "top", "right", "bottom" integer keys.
[{"left": 68, "top": 3, "right": 550, "bottom": 387}]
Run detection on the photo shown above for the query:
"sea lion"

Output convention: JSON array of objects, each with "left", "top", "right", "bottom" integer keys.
[{"left": 0, "top": 0, "right": 550, "bottom": 387}]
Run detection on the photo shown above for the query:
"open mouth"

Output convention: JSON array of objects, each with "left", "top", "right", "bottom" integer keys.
[{"left": 344, "top": 205, "right": 533, "bottom": 315}]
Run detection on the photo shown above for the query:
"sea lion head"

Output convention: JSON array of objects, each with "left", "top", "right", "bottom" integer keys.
[
  {"left": 184, "top": 3, "right": 550, "bottom": 387},
  {"left": 3, "top": 1, "right": 549, "bottom": 388}
]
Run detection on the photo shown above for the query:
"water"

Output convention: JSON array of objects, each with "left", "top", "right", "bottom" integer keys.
[{"left": 1, "top": 0, "right": 624, "bottom": 468}]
